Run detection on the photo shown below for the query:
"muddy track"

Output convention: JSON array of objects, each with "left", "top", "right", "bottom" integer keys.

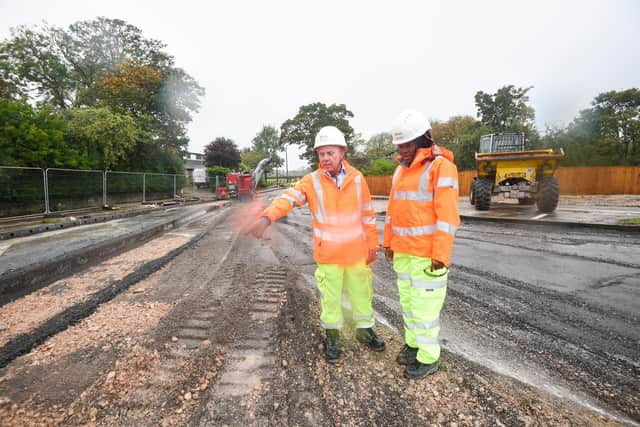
[{"left": 0, "top": 209, "right": 232, "bottom": 370}]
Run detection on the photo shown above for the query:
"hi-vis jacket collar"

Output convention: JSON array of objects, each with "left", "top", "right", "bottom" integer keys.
[{"left": 396, "top": 145, "right": 444, "bottom": 168}]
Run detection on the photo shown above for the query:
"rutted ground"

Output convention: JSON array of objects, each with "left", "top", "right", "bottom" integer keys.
[{"left": 0, "top": 205, "right": 635, "bottom": 426}]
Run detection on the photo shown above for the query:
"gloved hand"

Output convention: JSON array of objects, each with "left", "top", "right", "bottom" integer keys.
[
  {"left": 430, "top": 259, "right": 445, "bottom": 271},
  {"left": 384, "top": 247, "right": 394, "bottom": 263},
  {"left": 245, "top": 216, "right": 271, "bottom": 238},
  {"left": 366, "top": 248, "right": 377, "bottom": 265}
]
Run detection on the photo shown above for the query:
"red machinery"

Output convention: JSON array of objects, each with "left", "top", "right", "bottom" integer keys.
[
  {"left": 226, "top": 158, "right": 272, "bottom": 201},
  {"left": 226, "top": 172, "right": 253, "bottom": 200}
]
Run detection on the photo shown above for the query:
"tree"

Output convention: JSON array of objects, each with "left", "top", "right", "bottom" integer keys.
[
  {"left": 240, "top": 149, "right": 265, "bottom": 171},
  {"left": 474, "top": 85, "right": 536, "bottom": 134},
  {"left": 591, "top": 88, "right": 640, "bottom": 165},
  {"left": 362, "top": 158, "right": 397, "bottom": 176},
  {"left": 251, "top": 125, "right": 283, "bottom": 170},
  {"left": 431, "top": 115, "right": 478, "bottom": 147},
  {"left": 63, "top": 107, "right": 140, "bottom": 170},
  {"left": 204, "top": 137, "right": 241, "bottom": 169},
  {"left": 363, "top": 132, "right": 394, "bottom": 159},
  {"left": 0, "top": 24, "right": 74, "bottom": 108},
  {"left": 280, "top": 103, "right": 355, "bottom": 166},
  {"left": 540, "top": 88, "right": 640, "bottom": 166},
  {"left": 0, "top": 99, "right": 70, "bottom": 168},
  {"left": 0, "top": 18, "right": 204, "bottom": 171}
]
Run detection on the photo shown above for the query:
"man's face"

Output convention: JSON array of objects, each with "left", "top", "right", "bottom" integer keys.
[
  {"left": 316, "top": 145, "right": 345, "bottom": 175},
  {"left": 397, "top": 140, "right": 418, "bottom": 165}
]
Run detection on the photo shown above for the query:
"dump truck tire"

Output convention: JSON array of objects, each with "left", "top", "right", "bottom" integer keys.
[
  {"left": 469, "top": 180, "right": 476, "bottom": 205},
  {"left": 474, "top": 178, "right": 493, "bottom": 211},
  {"left": 536, "top": 176, "right": 560, "bottom": 213}
]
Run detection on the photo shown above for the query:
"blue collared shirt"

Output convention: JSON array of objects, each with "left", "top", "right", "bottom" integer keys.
[{"left": 324, "top": 163, "right": 347, "bottom": 189}]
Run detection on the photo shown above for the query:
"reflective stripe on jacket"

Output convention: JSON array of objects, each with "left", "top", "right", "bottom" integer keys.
[
  {"left": 383, "top": 145, "right": 460, "bottom": 266},
  {"left": 263, "top": 160, "right": 379, "bottom": 264}
]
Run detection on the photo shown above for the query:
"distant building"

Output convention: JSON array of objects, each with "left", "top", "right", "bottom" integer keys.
[{"left": 184, "top": 152, "right": 205, "bottom": 183}]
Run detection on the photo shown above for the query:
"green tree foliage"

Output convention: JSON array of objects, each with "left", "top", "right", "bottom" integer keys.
[
  {"left": 474, "top": 85, "right": 539, "bottom": 146},
  {"left": 206, "top": 165, "right": 232, "bottom": 176},
  {"left": 540, "top": 88, "right": 640, "bottom": 166},
  {"left": 363, "top": 132, "right": 394, "bottom": 159},
  {"left": 0, "top": 25, "right": 73, "bottom": 108},
  {"left": 63, "top": 107, "right": 139, "bottom": 170},
  {"left": 0, "top": 17, "right": 203, "bottom": 171},
  {"left": 251, "top": 125, "right": 282, "bottom": 170},
  {"left": 204, "top": 137, "right": 241, "bottom": 169},
  {"left": 280, "top": 103, "right": 355, "bottom": 167},
  {"left": 362, "top": 158, "right": 397, "bottom": 176},
  {"left": 431, "top": 116, "right": 478, "bottom": 147},
  {"left": 449, "top": 122, "right": 493, "bottom": 171},
  {"left": 0, "top": 99, "right": 70, "bottom": 168},
  {"left": 591, "top": 88, "right": 640, "bottom": 165},
  {"left": 240, "top": 149, "right": 264, "bottom": 172}
]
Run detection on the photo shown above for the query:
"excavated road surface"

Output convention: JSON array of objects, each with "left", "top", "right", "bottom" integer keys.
[{"left": 0, "top": 202, "right": 637, "bottom": 426}]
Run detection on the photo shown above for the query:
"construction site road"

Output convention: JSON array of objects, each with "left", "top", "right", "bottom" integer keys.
[
  {"left": 0, "top": 201, "right": 229, "bottom": 304},
  {"left": 0, "top": 195, "right": 638, "bottom": 426}
]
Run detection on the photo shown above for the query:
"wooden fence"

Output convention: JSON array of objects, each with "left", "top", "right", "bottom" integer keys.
[{"left": 365, "top": 166, "right": 640, "bottom": 196}]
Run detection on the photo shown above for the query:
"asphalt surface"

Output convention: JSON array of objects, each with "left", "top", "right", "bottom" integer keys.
[{"left": 271, "top": 191, "right": 640, "bottom": 423}]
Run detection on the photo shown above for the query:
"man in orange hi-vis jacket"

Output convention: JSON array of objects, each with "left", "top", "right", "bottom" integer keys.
[
  {"left": 246, "top": 126, "right": 385, "bottom": 363},
  {"left": 383, "top": 110, "right": 460, "bottom": 380}
]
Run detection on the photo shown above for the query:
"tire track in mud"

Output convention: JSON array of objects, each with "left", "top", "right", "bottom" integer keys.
[
  {"left": 191, "top": 266, "right": 289, "bottom": 426},
  {"left": 100, "top": 261, "right": 246, "bottom": 425}
]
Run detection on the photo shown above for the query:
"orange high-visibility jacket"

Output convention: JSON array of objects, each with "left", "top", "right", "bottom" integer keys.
[
  {"left": 262, "top": 160, "right": 379, "bottom": 265},
  {"left": 383, "top": 145, "right": 460, "bottom": 267}
]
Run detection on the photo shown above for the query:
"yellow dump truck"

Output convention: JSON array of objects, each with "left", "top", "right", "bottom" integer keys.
[{"left": 470, "top": 133, "right": 564, "bottom": 213}]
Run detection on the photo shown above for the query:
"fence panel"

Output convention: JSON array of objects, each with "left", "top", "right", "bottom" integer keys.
[
  {"left": 106, "top": 171, "right": 144, "bottom": 205},
  {"left": 0, "top": 167, "right": 46, "bottom": 219},
  {"left": 365, "top": 166, "right": 640, "bottom": 197},
  {"left": 144, "top": 173, "right": 176, "bottom": 202},
  {"left": 176, "top": 174, "right": 187, "bottom": 196},
  {"left": 46, "top": 168, "right": 104, "bottom": 213}
]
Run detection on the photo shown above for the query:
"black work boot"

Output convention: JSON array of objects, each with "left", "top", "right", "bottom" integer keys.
[
  {"left": 325, "top": 329, "right": 341, "bottom": 363},
  {"left": 396, "top": 345, "right": 418, "bottom": 366},
  {"left": 355, "top": 328, "right": 386, "bottom": 352},
  {"left": 404, "top": 360, "right": 439, "bottom": 380}
]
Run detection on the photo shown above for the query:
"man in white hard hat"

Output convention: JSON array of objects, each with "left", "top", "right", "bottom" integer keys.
[
  {"left": 384, "top": 110, "right": 460, "bottom": 379},
  {"left": 246, "top": 126, "right": 384, "bottom": 363}
]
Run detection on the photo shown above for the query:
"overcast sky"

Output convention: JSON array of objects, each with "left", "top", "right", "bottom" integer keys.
[{"left": 1, "top": 0, "right": 639, "bottom": 170}]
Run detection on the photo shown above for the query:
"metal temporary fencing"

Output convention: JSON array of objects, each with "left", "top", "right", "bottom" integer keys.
[
  {"left": 47, "top": 168, "right": 103, "bottom": 213},
  {"left": 0, "top": 166, "right": 188, "bottom": 221},
  {"left": 0, "top": 166, "right": 47, "bottom": 219}
]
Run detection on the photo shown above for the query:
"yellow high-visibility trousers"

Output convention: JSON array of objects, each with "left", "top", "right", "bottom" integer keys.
[
  {"left": 314, "top": 261, "right": 374, "bottom": 329},
  {"left": 393, "top": 252, "right": 447, "bottom": 364}
]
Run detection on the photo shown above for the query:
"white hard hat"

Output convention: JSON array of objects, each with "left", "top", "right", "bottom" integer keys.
[
  {"left": 390, "top": 110, "right": 431, "bottom": 145},
  {"left": 314, "top": 126, "right": 347, "bottom": 149}
]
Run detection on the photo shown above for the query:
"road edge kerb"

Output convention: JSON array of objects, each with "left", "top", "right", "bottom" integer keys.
[
  {"left": 0, "top": 199, "right": 227, "bottom": 241},
  {"left": 0, "top": 202, "right": 231, "bottom": 305},
  {"left": 0, "top": 207, "right": 233, "bottom": 369},
  {"left": 457, "top": 214, "right": 640, "bottom": 232}
]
